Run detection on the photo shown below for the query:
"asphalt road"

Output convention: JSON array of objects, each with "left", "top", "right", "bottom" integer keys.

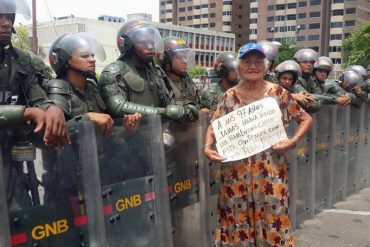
[{"left": 295, "top": 188, "right": 370, "bottom": 247}]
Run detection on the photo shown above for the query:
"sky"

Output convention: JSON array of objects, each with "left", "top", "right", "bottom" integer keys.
[{"left": 16, "top": 0, "right": 159, "bottom": 25}]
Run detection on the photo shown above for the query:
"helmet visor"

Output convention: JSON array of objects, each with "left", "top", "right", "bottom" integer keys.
[
  {"left": 56, "top": 33, "right": 106, "bottom": 62},
  {"left": 169, "top": 48, "right": 195, "bottom": 72},
  {"left": 128, "top": 27, "right": 164, "bottom": 59},
  {"left": 0, "top": 0, "right": 30, "bottom": 19}
]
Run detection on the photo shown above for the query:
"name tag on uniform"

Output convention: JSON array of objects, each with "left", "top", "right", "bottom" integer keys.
[{"left": 0, "top": 90, "right": 12, "bottom": 104}]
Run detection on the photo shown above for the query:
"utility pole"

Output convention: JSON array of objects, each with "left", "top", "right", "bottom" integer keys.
[{"left": 31, "top": 0, "right": 38, "bottom": 54}]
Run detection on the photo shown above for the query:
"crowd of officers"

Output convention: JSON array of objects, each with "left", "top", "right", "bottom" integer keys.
[{"left": 1, "top": 0, "right": 370, "bottom": 211}]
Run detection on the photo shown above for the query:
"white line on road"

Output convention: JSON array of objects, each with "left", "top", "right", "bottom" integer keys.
[{"left": 323, "top": 209, "right": 370, "bottom": 216}]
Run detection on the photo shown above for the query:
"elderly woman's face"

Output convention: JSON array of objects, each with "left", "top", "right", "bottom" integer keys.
[{"left": 237, "top": 52, "right": 266, "bottom": 81}]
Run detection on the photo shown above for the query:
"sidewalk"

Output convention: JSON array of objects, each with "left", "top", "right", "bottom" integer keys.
[{"left": 295, "top": 188, "right": 370, "bottom": 247}]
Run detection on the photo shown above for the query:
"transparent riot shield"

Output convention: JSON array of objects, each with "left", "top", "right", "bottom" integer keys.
[
  {"left": 294, "top": 115, "right": 316, "bottom": 224},
  {"left": 314, "top": 106, "right": 336, "bottom": 211},
  {"left": 96, "top": 115, "right": 173, "bottom": 247},
  {"left": 347, "top": 105, "right": 364, "bottom": 196},
  {"left": 0, "top": 121, "right": 106, "bottom": 247},
  {"left": 360, "top": 103, "right": 370, "bottom": 188},
  {"left": 163, "top": 118, "right": 203, "bottom": 247},
  {"left": 332, "top": 106, "right": 350, "bottom": 203}
]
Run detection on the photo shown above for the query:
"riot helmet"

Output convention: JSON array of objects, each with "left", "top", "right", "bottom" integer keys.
[
  {"left": 293, "top": 49, "right": 317, "bottom": 63},
  {"left": 161, "top": 36, "right": 195, "bottom": 76},
  {"left": 345, "top": 65, "right": 368, "bottom": 81},
  {"left": 0, "top": 0, "right": 30, "bottom": 22},
  {"left": 275, "top": 60, "right": 301, "bottom": 88},
  {"left": 116, "top": 20, "right": 164, "bottom": 60},
  {"left": 49, "top": 32, "right": 106, "bottom": 78},
  {"left": 213, "top": 52, "right": 238, "bottom": 78},
  {"left": 314, "top": 56, "right": 333, "bottom": 72},
  {"left": 339, "top": 70, "right": 363, "bottom": 90},
  {"left": 258, "top": 41, "right": 279, "bottom": 62}
]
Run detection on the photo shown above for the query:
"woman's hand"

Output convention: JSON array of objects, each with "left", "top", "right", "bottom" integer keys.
[
  {"left": 43, "top": 105, "right": 70, "bottom": 148},
  {"left": 292, "top": 93, "right": 315, "bottom": 106},
  {"left": 271, "top": 138, "right": 297, "bottom": 154},
  {"left": 23, "top": 107, "right": 46, "bottom": 134},
  {"left": 123, "top": 113, "right": 142, "bottom": 133},
  {"left": 204, "top": 146, "right": 226, "bottom": 162},
  {"left": 86, "top": 112, "right": 114, "bottom": 136}
]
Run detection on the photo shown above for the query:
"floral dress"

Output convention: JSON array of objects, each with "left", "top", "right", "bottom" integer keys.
[{"left": 212, "top": 85, "right": 304, "bottom": 247}]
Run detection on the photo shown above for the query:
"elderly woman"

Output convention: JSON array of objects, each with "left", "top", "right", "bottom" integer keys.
[{"left": 204, "top": 43, "right": 312, "bottom": 246}]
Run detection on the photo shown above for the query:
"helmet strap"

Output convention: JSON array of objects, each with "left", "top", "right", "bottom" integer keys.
[{"left": 67, "top": 64, "right": 97, "bottom": 80}]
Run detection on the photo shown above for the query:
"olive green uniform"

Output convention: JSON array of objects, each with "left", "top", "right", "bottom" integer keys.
[
  {"left": 264, "top": 71, "right": 278, "bottom": 84},
  {"left": 325, "top": 80, "right": 363, "bottom": 108},
  {"left": 98, "top": 57, "right": 170, "bottom": 117},
  {"left": 0, "top": 47, "right": 53, "bottom": 210},
  {"left": 200, "top": 82, "right": 226, "bottom": 112},
  {"left": 360, "top": 79, "right": 370, "bottom": 103}
]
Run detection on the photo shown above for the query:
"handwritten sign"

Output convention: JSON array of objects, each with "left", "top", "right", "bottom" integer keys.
[{"left": 212, "top": 97, "right": 287, "bottom": 162}]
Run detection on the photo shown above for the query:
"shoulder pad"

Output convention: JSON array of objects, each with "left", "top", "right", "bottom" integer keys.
[
  {"left": 102, "top": 61, "right": 122, "bottom": 75},
  {"left": 46, "top": 79, "right": 71, "bottom": 95},
  {"left": 98, "top": 62, "right": 123, "bottom": 86},
  {"left": 28, "top": 52, "right": 47, "bottom": 71},
  {"left": 12, "top": 47, "right": 31, "bottom": 66}
]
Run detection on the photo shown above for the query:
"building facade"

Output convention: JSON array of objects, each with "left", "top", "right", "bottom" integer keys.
[
  {"left": 159, "top": 0, "right": 250, "bottom": 48},
  {"left": 249, "top": 0, "right": 370, "bottom": 64},
  {"left": 33, "top": 16, "right": 235, "bottom": 71}
]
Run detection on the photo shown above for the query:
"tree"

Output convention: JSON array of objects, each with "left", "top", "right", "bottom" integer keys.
[
  {"left": 276, "top": 42, "right": 298, "bottom": 65},
  {"left": 342, "top": 21, "right": 370, "bottom": 67},
  {"left": 11, "top": 25, "right": 30, "bottom": 52},
  {"left": 189, "top": 65, "right": 206, "bottom": 79}
]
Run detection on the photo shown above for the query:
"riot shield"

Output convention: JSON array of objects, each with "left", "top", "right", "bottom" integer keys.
[
  {"left": 0, "top": 121, "right": 106, "bottom": 247},
  {"left": 360, "top": 103, "right": 370, "bottom": 188},
  {"left": 314, "top": 106, "right": 336, "bottom": 211},
  {"left": 163, "top": 118, "right": 203, "bottom": 247},
  {"left": 96, "top": 115, "right": 173, "bottom": 247},
  {"left": 347, "top": 105, "right": 364, "bottom": 195},
  {"left": 332, "top": 106, "right": 350, "bottom": 203}
]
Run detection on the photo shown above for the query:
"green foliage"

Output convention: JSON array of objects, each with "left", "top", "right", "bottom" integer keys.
[
  {"left": 11, "top": 25, "right": 30, "bottom": 52},
  {"left": 276, "top": 42, "right": 298, "bottom": 65},
  {"left": 189, "top": 65, "right": 206, "bottom": 79},
  {"left": 342, "top": 21, "right": 370, "bottom": 67}
]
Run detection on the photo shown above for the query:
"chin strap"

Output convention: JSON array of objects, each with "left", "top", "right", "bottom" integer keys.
[{"left": 67, "top": 65, "right": 97, "bottom": 81}]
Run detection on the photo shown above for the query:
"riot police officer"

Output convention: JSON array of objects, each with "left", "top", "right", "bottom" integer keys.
[
  {"left": 0, "top": 0, "right": 68, "bottom": 210},
  {"left": 293, "top": 48, "right": 321, "bottom": 94},
  {"left": 313, "top": 56, "right": 350, "bottom": 106},
  {"left": 275, "top": 60, "right": 320, "bottom": 113},
  {"left": 160, "top": 36, "right": 200, "bottom": 122},
  {"left": 200, "top": 51, "right": 238, "bottom": 111},
  {"left": 258, "top": 41, "right": 279, "bottom": 83},
  {"left": 326, "top": 70, "right": 364, "bottom": 108},
  {"left": 98, "top": 20, "right": 191, "bottom": 121}
]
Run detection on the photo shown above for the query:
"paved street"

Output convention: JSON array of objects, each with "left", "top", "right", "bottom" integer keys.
[{"left": 295, "top": 188, "right": 370, "bottom": 247}]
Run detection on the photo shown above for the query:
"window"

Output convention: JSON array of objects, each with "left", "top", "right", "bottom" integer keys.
[
  {"left": 201, "top": 4, "right": 208, "bottom": 8},
  {"left": 287, "top": 15, "right": 297, "bottom": 20},
  {"left": 160, "top": 1, "right": 165, "bottom": 6},
  {"left": 160, "top": 10, "right": 165, "bottom": 14},
  {"left": 187, "top": 16, "right": 192, "bottom": 20},
  {"left": 276, "top": 4, "right": 285, "bottom": 10},
  {"left": 299, "top": 1, "right": 307, "bottom": 7},
  {"left": 223, "top": 22, "right": 231, "bottom": 26},
  {"left": 310, "top": 0, "right": 321, "bottom": 5},
  {"left": 329, "top": 46, "right": 341, "bottom": 52},
  {"left": 194, "top": 15, "right": 200, "bottom": 19},
  {"left": 267, "top": 5, "right": 274, "bottom": 11},
  {"left": 194, "top": 5, "right": 200, "bottom": 9},
  {"left": 179, "top": 17, "right": 185, "bottom": 21},
  {"left": 330, "top": 34, "right": 342, "bottom": 40},
  {"left": 332, "top": 58, "right": 341, "bottom": 64},
  {"left": 298, "top": 13, "right": 307, "bottom": 19},
  {"left": 298, "top": 24, "right": 306, "bottom": 30},
  {"left": 333, "top": 0, "right": 344, "bottom": 3},
  {"left": 201, "top": 24, "right": 208, "bottom": 28},
  {"left": 223, "top": 11, "right": 232, "bottom": 16},
  {"left": 308, "top": 35, "right": 320, "bottom": 40},
  {"left": 251, "top": 29, "right": 257, "bottom": 34},
  {"left": 288, "top": 3, "right": 297, "bottom": 8},
  {"left": 297, "top": 35, "right": 306, "bottom": 41},
  {"left": 187, "top": 6, "right": 192, "bottom": 11},
  {"left": 250, "top": 18, "right": 257, "bottom": 24},
  {"left": 210, "top": 23, "right": 215, "bottom": 27},
  {"left": 333, "top": 9, "right": 344, "bottom": 16},
  {"left": 309, "top": 11, "right": 320, "bottom": 17},
  {"left": 309, "top": 23, "right": 320, "bottom": 29},
  {"left": 179, "top": 0, "right": 185, "bottom": 2},
  {"left": 330, "top": 22, "right": 343, "bottom": 28},
  {"left": 251, "top": 7, "right": 258, "bottom": 13},
  {"left": 210, "top": 3, "right": 216, "bottom": 8},
  {"left": 267, "top": 16, "right": 274, "bottom": 22},
  {"left": 345, "top": 20, "right": 355, "bottom": 26},
  {"left": 202, "top": 14, "right": 208, "bottom": 18},
  {"left": 346, "top": 8, "right": 356, "bottom": 14},
  {"left": 179, "top": 7, "right": 185, "bottom": 12},
  {"left": 210, "top": 13, "right": 216, "bottom": 18},
  {"left": 275, "top": 15, "right": 286, "bottom": 21},
  {"left": 310, "top": 46, "right": 319, "bottom": 52},
  {"left": 165, "top": 9, "right": 172, "bottom": 13}
]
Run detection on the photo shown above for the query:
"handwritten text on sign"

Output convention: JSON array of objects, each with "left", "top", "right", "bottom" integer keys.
[{"left": 212, "top": 97, "right": 287, "bottom": 162}]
